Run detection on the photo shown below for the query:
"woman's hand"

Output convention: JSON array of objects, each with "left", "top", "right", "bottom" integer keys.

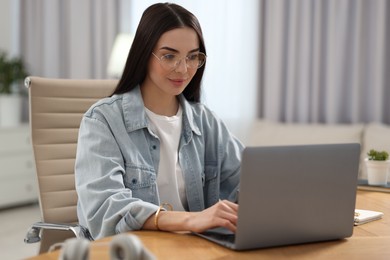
[
  {"left": 142, "top": 200, "right": 238, "bottom": 233},
  {"left": 187, "top": 200, "right": 238, "bottom": 233}
]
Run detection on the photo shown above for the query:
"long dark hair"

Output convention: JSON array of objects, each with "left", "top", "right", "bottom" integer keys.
[{"left": 112, "top": 3, "right": 206, "bottom": 102}]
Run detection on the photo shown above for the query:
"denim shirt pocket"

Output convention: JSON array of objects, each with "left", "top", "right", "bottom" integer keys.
[{"left": 123, "top": 163, "right": 158, "bottom": 204}]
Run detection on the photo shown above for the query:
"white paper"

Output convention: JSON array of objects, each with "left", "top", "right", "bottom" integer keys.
[{"left": 354, "top": 209, "right": 384, "bottom": 225}]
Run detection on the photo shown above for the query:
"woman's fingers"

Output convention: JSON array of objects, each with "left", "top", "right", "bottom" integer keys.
[
  {"left": 189, "top": 200, "right": 239, "bottom": 233},
  {"left": 215, "top": 200, "right": 238, "bottom": 225},
  {"left": 215, "top": 201, "right": 238, "bottom": 231}
]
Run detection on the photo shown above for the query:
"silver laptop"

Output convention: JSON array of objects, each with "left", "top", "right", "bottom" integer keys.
[{"left": 195, "top": 143, "right": 360, "bottom": 250}]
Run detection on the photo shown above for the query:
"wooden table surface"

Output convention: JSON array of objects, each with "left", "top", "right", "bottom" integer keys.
[{"left": 26, "top": 190, "right": 390, "bottom": 259}]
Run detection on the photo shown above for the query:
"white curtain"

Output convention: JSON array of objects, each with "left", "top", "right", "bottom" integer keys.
[
  {"left": 259, "top": 0, "right": 390, "bottom": 124},
  {"left": 19, "top": 0, "right": 123, "bottom": 79}
]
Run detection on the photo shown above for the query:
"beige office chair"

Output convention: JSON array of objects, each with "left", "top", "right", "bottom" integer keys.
[{"left": 24, "top": 76, "right": 117, "bottom": 253}]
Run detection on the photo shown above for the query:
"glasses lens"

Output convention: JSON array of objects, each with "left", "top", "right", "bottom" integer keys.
[
  {"left": 186, "top": 53, "right": 206, "bottom": 69},
  {"left": 159, "top": 54, "right": 176, "bottom": 70},
  {"left": 196, "top": 53, "right": 206, "bottom": 68}
]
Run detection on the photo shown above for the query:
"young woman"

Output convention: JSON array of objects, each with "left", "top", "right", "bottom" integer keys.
[{"left": 75, "top": 3, "right": 244, "bottom": 239}]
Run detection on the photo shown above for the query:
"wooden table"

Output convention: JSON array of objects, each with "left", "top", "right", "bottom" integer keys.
[{"left": 26, "top": 190, "right": 390, "bottom": 259}]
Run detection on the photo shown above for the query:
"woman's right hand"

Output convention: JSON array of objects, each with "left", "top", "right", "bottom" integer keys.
[
  {"left": 142, "top": 200, "right": 238, "bottom": 233},
  {"left": 187, "top": 200, "right": 238, "bottom": 233}
]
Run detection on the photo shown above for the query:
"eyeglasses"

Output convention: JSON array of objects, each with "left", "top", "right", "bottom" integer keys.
[{"left": 152, "top": 52, "right": 206, "bottom": 71}]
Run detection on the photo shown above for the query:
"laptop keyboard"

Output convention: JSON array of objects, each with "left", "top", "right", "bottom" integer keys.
[{"left": 201, "top": 230, "right": 236, "bottom": 244}]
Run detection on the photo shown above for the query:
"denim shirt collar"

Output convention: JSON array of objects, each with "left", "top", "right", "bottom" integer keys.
[{"left": 121, "top": 85, "right": 201, "bottom": 139}]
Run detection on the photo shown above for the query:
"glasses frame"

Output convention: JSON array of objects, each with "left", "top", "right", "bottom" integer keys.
[{"left": 152, "top": 52, "right": 207, "bottom": 71}]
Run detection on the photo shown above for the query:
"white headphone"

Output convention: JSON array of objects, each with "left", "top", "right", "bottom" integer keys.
[{"left": 59, "top": 234, "right": 155, "bottom": 260}]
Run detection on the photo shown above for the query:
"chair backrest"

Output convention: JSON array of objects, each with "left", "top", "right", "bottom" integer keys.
[{"left": 26, "top": 76, "right": 117, "bottom": 253}]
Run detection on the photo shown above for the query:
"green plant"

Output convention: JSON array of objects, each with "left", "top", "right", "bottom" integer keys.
[
  {"left": 367, "top": 149, "right": 389, "bottom": 161},
  {"left": 0, "top": 50, "right": 28, "bottom": 94}
]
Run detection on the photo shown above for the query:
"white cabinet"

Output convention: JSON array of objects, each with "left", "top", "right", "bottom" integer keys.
[{"left": 0, "top": 125, "right": 38, "bottom": 208}]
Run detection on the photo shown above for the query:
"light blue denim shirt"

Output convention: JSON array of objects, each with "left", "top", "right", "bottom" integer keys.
[{"left": 75, "top": 85, "right": 244, "bottom": 239}]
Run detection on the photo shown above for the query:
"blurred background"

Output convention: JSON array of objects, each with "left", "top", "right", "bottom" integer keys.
[
  {"left": 1, "top": 0, "right": 388, "bottom": 127},
  {"left": 0, "top": 0, "right": 389, "bottom": 259}
]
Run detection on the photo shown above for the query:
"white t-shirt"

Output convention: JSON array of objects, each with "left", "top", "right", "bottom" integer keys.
[{"left": 145, "top": 105, "right": 188, "bottom": 211}]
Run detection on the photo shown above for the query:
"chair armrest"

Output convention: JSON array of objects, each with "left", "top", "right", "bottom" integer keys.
[{"left": 24, "top": 221, "right": 94, "bottom": 244}]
